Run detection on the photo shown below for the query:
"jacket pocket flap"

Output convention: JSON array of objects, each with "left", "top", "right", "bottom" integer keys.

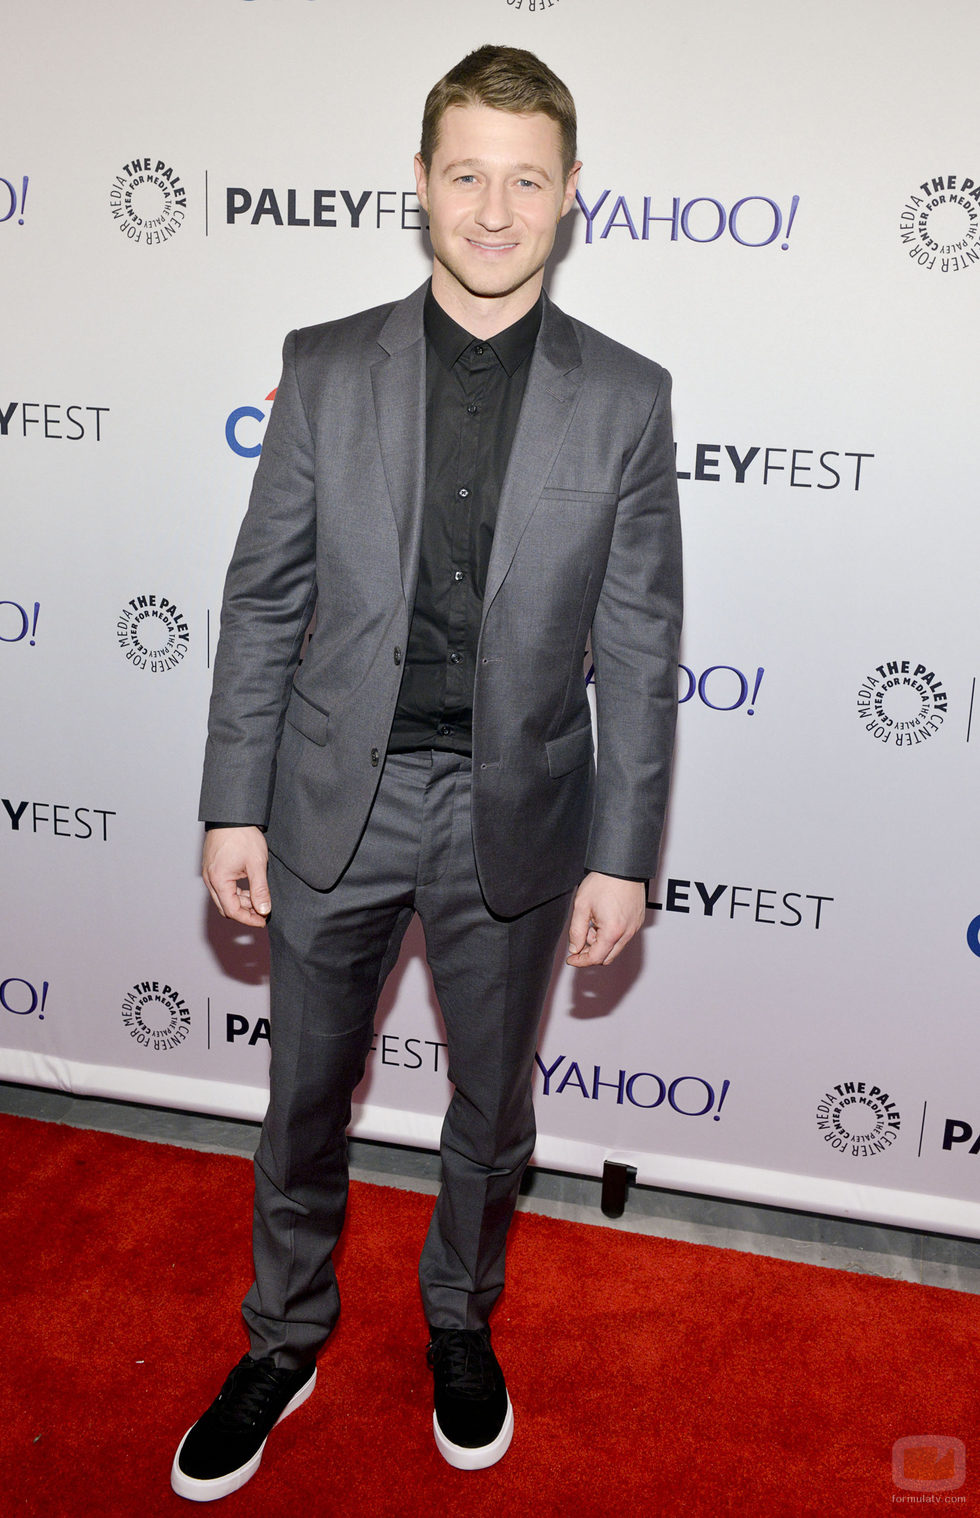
[
  {"left": 284, "top": 687, "right": 329, "bottom": 745},
  {"left": 546, "top": 722, "right": 594, "bottom": 778}
]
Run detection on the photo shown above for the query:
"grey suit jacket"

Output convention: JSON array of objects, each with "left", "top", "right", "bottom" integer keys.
[{"left": 200, "top": 281, "right": 682, "bottom": 916}]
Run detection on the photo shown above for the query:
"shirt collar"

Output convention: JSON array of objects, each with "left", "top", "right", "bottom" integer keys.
[{"left": 424, "top": 284, "right": 542, "bottom": 377}]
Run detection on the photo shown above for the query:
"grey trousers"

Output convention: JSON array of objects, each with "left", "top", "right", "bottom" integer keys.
[{"left": 242, "top": 751, "right": 574, "bottom": 1367}]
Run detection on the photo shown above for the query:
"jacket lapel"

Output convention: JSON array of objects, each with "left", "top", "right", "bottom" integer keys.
[
  {"left": 482, "top": 294, "right": 584, "bottom": 615},
  {"left": 371, "top": 284, "right": 427, "bottom": 605},
  {"left": 370, "top": 285, "right": 584, "bottom": 615}
]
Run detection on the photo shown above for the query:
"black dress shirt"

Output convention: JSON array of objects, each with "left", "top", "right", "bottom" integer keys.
[{"left": 387, "top": 286, "right": 541, "bottom": 755}]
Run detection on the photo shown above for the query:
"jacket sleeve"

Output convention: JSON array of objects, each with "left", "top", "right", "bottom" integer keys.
[
  {"left": 585, "top": 366, "right": 682, "bottom": 879},
  {"left": 199, "top": 330, "right": 319, "bottom": 826}
]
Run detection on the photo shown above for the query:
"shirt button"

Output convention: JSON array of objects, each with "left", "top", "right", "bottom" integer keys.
[
  {"left": 473, "top": 344, "right": 485, "bottom": 355},
  {"left": 448, "top": 651, "right": 462, "bottom": 664},
  {"left": 453, "top": 569, "right": 465, "bottom": 582},
  {"left": 437, "top": 724, "right": 453, "bottom": 737},
  {"left": 393, "top": 646, "right": 402, "bottom": 665},
  {"left": 466, "top": 403, "right": 479, "bottom": 415},
  {"left": 370, "top": 747, "right": 380, "bottom": 766},
  {"left": 457, "top": 487, "right": 470, "bottom": 499}
]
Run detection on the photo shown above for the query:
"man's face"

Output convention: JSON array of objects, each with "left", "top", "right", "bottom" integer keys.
[{"left": 415, "top": 103, "right": 580, "bottom": 315}]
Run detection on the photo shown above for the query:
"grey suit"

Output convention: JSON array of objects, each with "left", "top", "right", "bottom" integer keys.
[{"left": 200, "top": 281, "right": 682, "bottom": 1361}]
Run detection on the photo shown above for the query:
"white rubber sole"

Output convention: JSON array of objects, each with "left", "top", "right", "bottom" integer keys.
[
  {"left": 170, "top": 1366, "right": 317, "bottom": 1503},
  {"left": 432, "top": 1393, "right": 514, "bottom": 1471}
]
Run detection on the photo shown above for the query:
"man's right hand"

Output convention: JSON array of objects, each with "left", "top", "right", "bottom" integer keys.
[{"left": 202, "top": 826, "right": 272, "bottom": 927}]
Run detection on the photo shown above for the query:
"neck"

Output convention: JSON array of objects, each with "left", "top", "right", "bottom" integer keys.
[{"left": 429, "top": 264, "right": 544, "bottom": 338}]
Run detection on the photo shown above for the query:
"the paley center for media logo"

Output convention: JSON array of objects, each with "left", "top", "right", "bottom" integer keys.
[
  {"left": 857, "top": 659, "right": 946, "bottom": 747},
  {"left": 116, "top": 593, "right": 190, "bottom": 673},
  {"left": 109, "top": 158, "right": 187, "bottom": 246},
  {"left": 815, "top": 1080, "right": 901, "bottom": 1159},
  {"left": 121, "top": 980, "right": 190, "bottom": 1052},
  {"left": 900, "top": 172, "right": 979, "bottom": 274}
]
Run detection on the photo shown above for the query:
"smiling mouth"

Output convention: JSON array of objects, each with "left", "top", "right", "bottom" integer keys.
[{"left": 467, "top": 239, "right": 518, "bottom": 251}]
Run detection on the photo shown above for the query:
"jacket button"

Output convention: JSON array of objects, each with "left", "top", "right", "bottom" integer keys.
[
  {"left": 393, "top": 647, "right": 402, "bottom": 665},
  {"left": 370, "top": 747, "right": 380, "bottom": 766}
]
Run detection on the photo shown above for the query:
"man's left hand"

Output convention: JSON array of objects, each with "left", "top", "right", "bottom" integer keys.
[{"left": 566, "top": 873, "right": 648, "bottom": 968}]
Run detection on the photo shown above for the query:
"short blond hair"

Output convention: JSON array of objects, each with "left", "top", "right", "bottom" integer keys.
[{"left": 420, "top": 45, "right": 578, "bottom": 180}]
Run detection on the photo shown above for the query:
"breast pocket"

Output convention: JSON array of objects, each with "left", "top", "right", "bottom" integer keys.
[{"left": 539, "top": 487, "right": 617, "bottom": 507}]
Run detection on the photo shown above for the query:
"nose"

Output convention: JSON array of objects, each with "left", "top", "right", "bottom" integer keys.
[{"left": 475, "top": 179, "right": 513, "bottom": 233}]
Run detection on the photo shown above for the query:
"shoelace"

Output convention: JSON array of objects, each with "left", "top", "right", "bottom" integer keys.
[
  {"left": 427, "top": 1331, "right": 495, "bottom": 1398},
  {"left": 214, "top": 1357, "right": 291, "bottom": 1429}
]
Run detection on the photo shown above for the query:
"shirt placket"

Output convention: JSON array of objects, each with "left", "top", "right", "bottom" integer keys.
[{"left": 439, "top": 344, "right": 494, "bottom": 733}]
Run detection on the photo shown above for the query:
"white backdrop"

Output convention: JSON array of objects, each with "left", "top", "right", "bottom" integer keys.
[{"left": 4, "top": 0, "right": 980, "bottom": 1237}]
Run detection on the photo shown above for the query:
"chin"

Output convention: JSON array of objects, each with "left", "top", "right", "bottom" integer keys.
[
  {"left": 446, "top": 256, "right": 542, "bottom": 303},
  {"left": 465, "top": 274, "right": 525, "bottom": 298}
]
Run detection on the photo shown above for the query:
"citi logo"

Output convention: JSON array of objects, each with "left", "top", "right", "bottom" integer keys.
[{"left": 226, "top": 391, "right": 277, "bottom": 458}]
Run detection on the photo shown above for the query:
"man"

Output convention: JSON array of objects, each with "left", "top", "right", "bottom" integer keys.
[{"left": 172, "top": 43, "right": 681, "bottom": 1500}]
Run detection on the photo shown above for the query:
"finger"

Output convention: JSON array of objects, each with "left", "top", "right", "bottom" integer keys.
[
  {"left": 566, "top": 925, "right": 602, "bottom": 967},
  {"left": 598, "top": 925, "right": 634, "bottom": 966},
  {"left": 227, "top": 896, "right": 270, "bottom": 927},
  {"left": 204, "top": 877, "right": 228, "bottom": 919},
  {"left": 571, "top": 921, "right": 619, "bottom": 966},
  {"left": 202, "top": 866, "right": 238, "bottom": 920},
  {"left": 205, "top": 869, "right": 268, "bottom": 927},
  {"left": 229, "top": 876, "right": 270, "bottom": 926},
  {"left": 246, "top": 861, "right": 272, "bottom": 917},
  {"left": 567, "top": 898, "right": 595, "bottom": 956},
  {"left": 568, "top": 912, "right": 637, "bottom": 967}
]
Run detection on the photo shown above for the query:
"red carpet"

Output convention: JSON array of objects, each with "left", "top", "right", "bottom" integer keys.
[{"left": 2, "top": 1111, "right": 977, "bottom": 1516}]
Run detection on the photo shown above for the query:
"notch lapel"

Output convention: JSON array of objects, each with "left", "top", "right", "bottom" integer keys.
[
  {"left": 371, "top": 285, "right": 427, "bottom": 605},
  {"left": 482, "top": 296, "right": 584, "bottom": 615}
]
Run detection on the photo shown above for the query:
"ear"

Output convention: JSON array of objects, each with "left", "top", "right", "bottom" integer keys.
[
  {"left": 414, "top": 153, "right": 429, "bottom": 213},
  {"left": 559, "top": 161, "right": 582, "bottom": 219}
]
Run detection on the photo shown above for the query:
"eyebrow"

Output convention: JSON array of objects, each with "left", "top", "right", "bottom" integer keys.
[{"left": 442, "top": 158, "right": 555, "bottom": 182}]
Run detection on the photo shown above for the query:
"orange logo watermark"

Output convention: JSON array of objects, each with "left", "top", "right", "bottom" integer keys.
[{"left": 892, "top": 1435, "right": 966, "bottom": 1494}]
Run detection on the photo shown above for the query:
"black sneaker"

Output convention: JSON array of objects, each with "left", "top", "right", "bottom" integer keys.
[
  {"left": 426, "top": 1327, "right": 513, "bottom": 1470},
  {"left": 171, "top": 1353, "right": 316, "bottom": 1502}
]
